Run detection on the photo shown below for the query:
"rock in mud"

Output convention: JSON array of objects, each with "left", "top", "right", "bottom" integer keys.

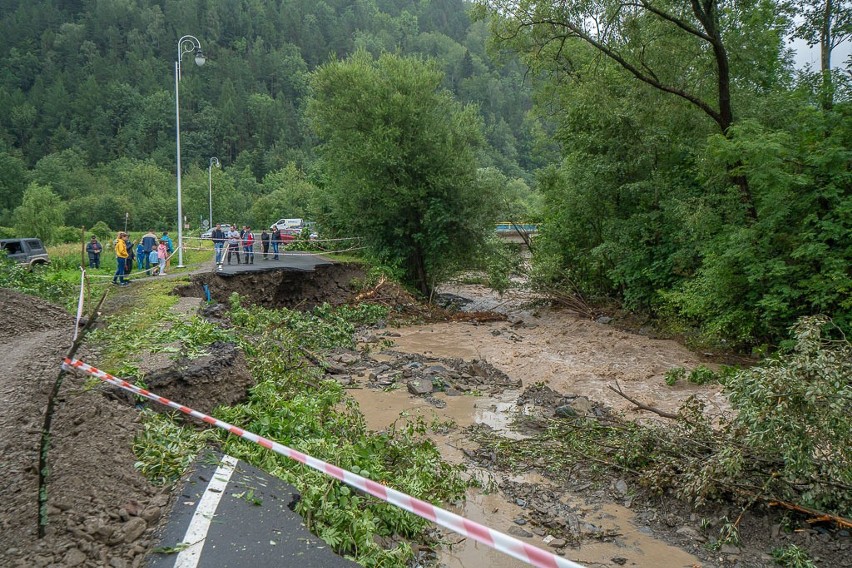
[
  {"left": 331, "top": 352, "right": 360, "bottom": 364},
  {"left": 555, "top": 396, "right": 594, "bottom": 418},
  {"left": 407, "top": 378, "right": 433, "bottom": 395},
  {"left": 121, "top": 517, "right": 147, "bottom": 543},
  {"left": 425, "top": 396, "right": 447, "bottom": 409},
  {"left": 62, "top": 548, "right": 87, "bottom": 566},
  {"left": 507, "top": 526, "right": 533, "bottom": 538}
]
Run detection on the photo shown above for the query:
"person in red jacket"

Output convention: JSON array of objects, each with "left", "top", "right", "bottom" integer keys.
[{"left": 243, "top": 226, "right": 255, "bottom": 264}]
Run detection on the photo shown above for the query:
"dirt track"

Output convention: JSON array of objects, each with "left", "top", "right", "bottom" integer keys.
[{"left": 0, "top": 290, "right": 164, "bottom": 568}]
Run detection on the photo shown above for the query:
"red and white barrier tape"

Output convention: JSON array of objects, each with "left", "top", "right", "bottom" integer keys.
[
  {"left": 62, "top": 357, "right": 585, "bottom": 568},
  {"left": 73, "top": 269, "right": 86, "bottom": 341}
]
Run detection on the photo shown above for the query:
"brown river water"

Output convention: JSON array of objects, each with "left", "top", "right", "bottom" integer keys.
[{"left": 347, "top": 284, "right": 720, "bottom": 567}]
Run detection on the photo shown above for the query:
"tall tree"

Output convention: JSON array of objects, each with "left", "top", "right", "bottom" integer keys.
[
  {"left": 13, "top": 182, "right": 66, "bottom": 243},
  {"left": 473, "top": 0, "right": 789, "bottom": 218},
  {"left": 793, "top": 0, "right": 852, "bottom": 108},
  {"left": 308, "top": 50, "right": 488, "bottom": 295}
]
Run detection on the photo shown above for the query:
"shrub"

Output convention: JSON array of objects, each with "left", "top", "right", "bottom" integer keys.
[
  {"left": 53, "top": 226, "right": 86, "bottom": 244},
  {"left": 724, "top": 316, "right": 852, "bottom": 514},
  {"left": 0, "top": 255, "right": 74, "bottom": 305},
  {"left": 89, "top": 221, "right": 113, "bottom": 244}
]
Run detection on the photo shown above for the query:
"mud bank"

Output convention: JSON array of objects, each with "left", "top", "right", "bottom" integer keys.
[{"left": 178, "top": 262, "right": 366, "bottom": 310}]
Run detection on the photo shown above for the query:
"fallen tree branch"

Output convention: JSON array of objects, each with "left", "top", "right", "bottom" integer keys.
[
  {"left": 607, "top": 381, "right": 679, "bottom": 420},
  {"left": 768, "top": 499, "right": 852, "bottom": 529}
]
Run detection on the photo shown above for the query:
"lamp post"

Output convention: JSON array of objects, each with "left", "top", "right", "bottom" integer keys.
[
  {"left": 208, "top": 157, "right": 220, "bottom": 229},
  {"left": 175, "top": 35, "right": 206, "bottom": 268}
]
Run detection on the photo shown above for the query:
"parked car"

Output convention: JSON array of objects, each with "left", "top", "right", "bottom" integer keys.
[
  {"left": 270, "top": 218, "right": 304, "bottom": 233},
  {"left": 201, "top": 224, "right": 231, "bottom": 239},
  {"left": 0, "top": 238, "right": 50, "bottom": 268}
]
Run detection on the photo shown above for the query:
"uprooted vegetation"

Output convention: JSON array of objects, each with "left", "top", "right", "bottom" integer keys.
[
  {"left": 470, "top": 316, "right": 852, "bottom": 546},
  {"left": 129, "top": 292, "right": 473, "bottom": 566}
]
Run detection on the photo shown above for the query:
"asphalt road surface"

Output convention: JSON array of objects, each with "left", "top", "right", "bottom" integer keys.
[
  {"left": 214, "top": 250, "right": 332, "bottom": 275},
  {"left": 148, "top": 452, "right": 358, "bottom": 568}
]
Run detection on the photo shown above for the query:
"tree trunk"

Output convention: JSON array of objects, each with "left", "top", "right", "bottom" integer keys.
[
  {"left": 821, "top": 0, "right": 834, "bottom": 110},
  {"left": 411, "top": 248, "right": 430, "bottom": 297}
]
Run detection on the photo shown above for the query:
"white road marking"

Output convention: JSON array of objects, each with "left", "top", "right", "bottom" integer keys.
[{"left": 174, "top": 454, "right": 239, "bottom": 568}]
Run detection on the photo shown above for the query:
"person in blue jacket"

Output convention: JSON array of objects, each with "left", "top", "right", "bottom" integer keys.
[
  {"left": 141, "top": 229, "right": 158, "bottom": 271},
  {"left": 136, "top": 242, "right": 145, "bottom": 270}
]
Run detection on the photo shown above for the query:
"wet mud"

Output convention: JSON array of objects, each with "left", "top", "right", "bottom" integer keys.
[{"left": 180, "top": 262, "right": 366, "bottom": 311}]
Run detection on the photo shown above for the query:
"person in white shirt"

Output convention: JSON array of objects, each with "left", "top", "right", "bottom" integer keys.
[{"left": 226, "top": 227, "right": 241, "bottom": 264}]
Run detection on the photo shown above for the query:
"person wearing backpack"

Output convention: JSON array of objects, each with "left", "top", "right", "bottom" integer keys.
[{"left": 141, "top": 229, "right": 158, "bottom": 271}]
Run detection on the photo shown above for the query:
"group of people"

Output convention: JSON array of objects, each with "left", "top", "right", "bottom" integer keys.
[
  {"left": 209, "top": 224, "right": 286, "bottom": 265},
  {"left": 85, "top": 230, "right": 173, "bottom": 286},
  {"left": 83, "top": 224, "right": 288, "bottom": 285}
]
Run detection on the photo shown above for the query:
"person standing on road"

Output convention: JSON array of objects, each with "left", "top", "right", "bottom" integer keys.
[
  {"left": 260, "top": 229, "right": 270, "bottom": 260},
  {"left": 211, "top": 224, "right": 226, "bottom": 265},
  {"left": 113, "top": 232, "right": 129, "bottom": 285},
  {"left": 86, "top": 236, "right": 102, "bottom": 269},
  {"left": 271, "top": 226, "right": 281, "bottom": 260},
  {"left": 141, "top": 229, "right": 158, "bottom": 271},
  {"left": 243, "top": 226, "right": 255, "bottom": 264},
  {"left": 226, "top": 226, "right": 241, "bottom": 264}
]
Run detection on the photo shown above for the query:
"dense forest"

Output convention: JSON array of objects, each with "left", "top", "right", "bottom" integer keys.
[
  {"left": 0, "top": 0, "right": 541, "bottom": 228},
  {"left": 0, "top": 0, "right": 850, "bottom": 347}
]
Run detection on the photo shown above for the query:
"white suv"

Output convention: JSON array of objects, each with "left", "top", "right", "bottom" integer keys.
[{"left": 270, "top": 218, "right": 304, "bottom": 233}]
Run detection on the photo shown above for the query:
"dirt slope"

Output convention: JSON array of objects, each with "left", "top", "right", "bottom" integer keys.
[{"left": 0, "top": 290, "right": 168, "bottom": 568}]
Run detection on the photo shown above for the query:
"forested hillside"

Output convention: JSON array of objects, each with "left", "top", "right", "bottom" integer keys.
[
  {"left": 0, "top": 0, "right": 540, "bottom": 230},
  {"left": 1, "top": 0, "right": 850, "bottom": 347}
]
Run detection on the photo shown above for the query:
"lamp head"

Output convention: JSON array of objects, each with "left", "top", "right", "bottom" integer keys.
[{"left": 194, "top": 49, "right": 206, "bottom": 66}]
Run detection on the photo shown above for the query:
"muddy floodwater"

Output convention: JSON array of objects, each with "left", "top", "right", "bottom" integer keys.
[{"left": 348, "top": 284, "right": 715, "bottom": 567}]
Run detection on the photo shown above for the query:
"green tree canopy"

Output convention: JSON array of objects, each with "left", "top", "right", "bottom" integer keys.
[
  {"left": 308, "top": 50, "right": 490, "bottom": 295},
  {"left": 13, "top": 182, "right": 67, "bottom": 243}
]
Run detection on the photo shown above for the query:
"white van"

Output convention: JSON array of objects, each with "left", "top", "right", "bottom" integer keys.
[{"left": 270, "top": 218, "right": 304, "bottom": 232}]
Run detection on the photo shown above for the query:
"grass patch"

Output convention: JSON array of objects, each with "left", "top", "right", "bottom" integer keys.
[{"left": 133, "top": 293, "right": 470, "bottom": 566}]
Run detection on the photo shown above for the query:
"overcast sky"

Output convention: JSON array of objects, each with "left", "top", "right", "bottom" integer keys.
[{"left": 789, "top": 37, "right": 851, "bottom": 69}]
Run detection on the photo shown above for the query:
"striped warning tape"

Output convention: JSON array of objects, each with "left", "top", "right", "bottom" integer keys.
[{"left": 61, "top": 357, "right": 585, "bottom": 568}]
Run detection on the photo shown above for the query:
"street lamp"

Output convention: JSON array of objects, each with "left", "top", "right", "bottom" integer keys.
[
  {"left": 208, "top": 157, "right": 220, "bottom": 229},
  {"left": 175, "top": 34, "right": 206, "bottom": 268}
]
